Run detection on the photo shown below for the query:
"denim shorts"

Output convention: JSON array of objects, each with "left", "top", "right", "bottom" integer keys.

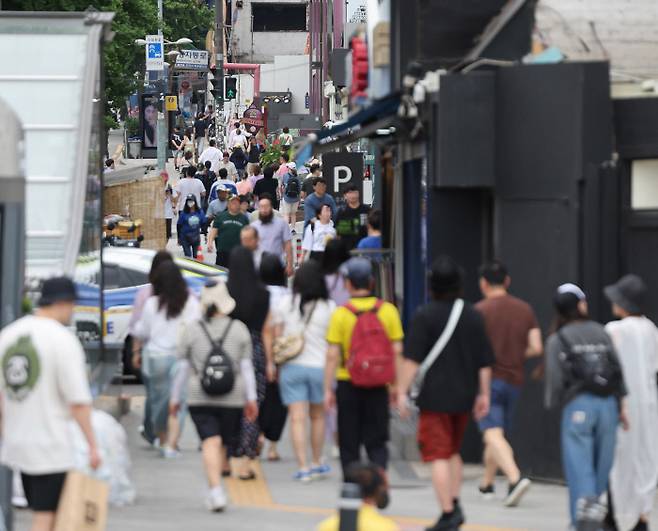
[
  {"left": 279, "top": 364, "right": 324, "bottom": 405},
  {"left": 478, "top": 378, "right": 521, "bottom": 433}
]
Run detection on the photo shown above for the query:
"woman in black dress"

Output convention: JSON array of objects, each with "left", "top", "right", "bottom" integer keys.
[{"left": 227, "top": 246, "right": 270, "bottom": 479}]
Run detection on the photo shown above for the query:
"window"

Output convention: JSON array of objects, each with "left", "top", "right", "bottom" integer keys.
[
  {"left": 252, "top": 3, "right": 307, "bottom": 32},
  {"left": 632, "top": 159, "right": 658, "bottom": 210}
]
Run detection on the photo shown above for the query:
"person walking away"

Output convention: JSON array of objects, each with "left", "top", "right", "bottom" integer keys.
[
  {"left": 208, "top": 194, "right": 250, "bottom": 268},
  {"left": 247, "top": 136, "right": 263, "bottom": 176},
  {"left": 217, "top": 151, "right": 239, "bottom": 183},
  {"left": 324, "top": 258, "right": 404, "bottom": 478},
  {"left": 227, "top": 120, "right": 241, "bottom": 147},
  {"left": 258, "top": 254, "right": 291, "bottom": 462},
  {"left": 0, "top": 277, "right": 100, "bottom": 531},
  {"left": 182, "top": 127, "right": 194, "bottom": 162},
  {"left": 279, "top": 127, "right": 293, "bottom": 148},
  {"left": 302, "top": 204, "right": 336, "bottom": 263},
  {"left": 304, "top": 177, "right": 337, "bottom": 229},
  {"left": 270, "top": 261, "right": 335, "bottom": 481},
  {"left": 396, "top": 256, "right": 494, "bottom": 531},
  {"left": 254, "top": 166, "right": 282, "bottom": 210},
  {"left": 236, "top": 170, "right": 254, "bottom": 197},
  {"left": 229, "top": 128, "right": 247, "bottom": 150},
  {"left": 227, "top": 247, "right": 271, "bottom": 480},
  {"left": 172, "top": 280, "right": 258, "bottom": 512},
  {"left": 604, "top": 275, "right": 658, "bottom": 531},
  {"left": 248, "top": 163, "right": 264, "bottom": 190},
  {"left": 194, "top": 163, "right": 211, "bottom": 214},
  {"left": 210, "top": 168, "right": 237, "bottom": 200},
  {"left": 194, "top": 112, "right": 208, "bottom": 156},
  {"left": 544, "top": 283, "right": 628, "bottom": 531},
  {"left": 317, "top": 462, "right": 398, "bottom": 531},
  {"left": 335, "top": 185, "right": 370, "bottom": 252},
  {"left": 281, "top": 162, "right": 302, "bottom": 230},
  {"left": 206, "top": 185, "right": 229, "bottom": 227},
  {"left": 357, "top": 210, "right": 383, "bottom": 251},
  {"left": 276, "top": 153, "right": 291, "bottom": 181},
  {"left": 164, "top": 185, "right": 174, "bottom": 240},
  {"left": 230, "top": 146, "right": 248, "bottom": 181},
  {"left": 199, "top": 138, "right": 223, "bottom": 174},
  {"left": 302, "top": 164, "right": 321, "bottom": 200},
  {"left": 174, "top": 165, "right": 206, "bottom": 212},
  {"left": 171, "top": 126, "right": 183, "bottom": 170},
  {"left": 177, "top": 194, "right": 207, "bottom": 259},
  {"left": 129, "top": 251, "right": 174, "bottom": 446},
  {"left": 474, "top": 261, "right": 542, "bottom": 506},
  {"left": 134, "top": 262, "right": 201, "bottom": 457},
  {"left": 322, "top": 239, "right": 351, "bottom": 306},
  {"left": 251, "top": 193, "right": 294, "bottom": 276}
]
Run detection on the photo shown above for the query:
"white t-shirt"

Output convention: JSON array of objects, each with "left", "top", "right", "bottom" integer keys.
[
  {"left": 0, "top": 315, "right": 92, "bottom": 474},
  {"left": 230, "top": 133, "right": 247, "bottom": 149},
  {"left": 217, "top": 160, "right": 238, "bottom": 179},
  {"left": 133, "top": 296, "right": 201, "bottom": 358},
  {"left": 302, "top": 221, "right": 336, "bottom": 252},
  {"left": 199, "top": 146, "right": 223, "bottom": 173},
  {"left": 272, "top": 295, "right": 335, "bottom": 368},
  {"left": 175, "top": 178, "right": 206, "bottom": 211}
]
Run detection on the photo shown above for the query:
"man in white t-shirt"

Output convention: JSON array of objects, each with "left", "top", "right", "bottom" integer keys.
[
  {"left": 199, "top": 138, "right": 223, "bottom": 173},
  {"left": 229, "top": 127, "right": 247, "bottom": 150},
  {"left": 174, "top": 166, "right": 206, "bottom": 211},
  {"left": 0, "top": 277, "right": 99, "bottom": 530},
  {"left": 217, "top": 151, "right": 239, "bottom": 181}
]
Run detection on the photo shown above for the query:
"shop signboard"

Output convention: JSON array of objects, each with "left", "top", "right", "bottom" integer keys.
[
  {"left": 174, "top": 49, "right": 209, "bottom": 71},
  {"left": 242, "top": 105, "right": 264, "bottom": 134}
]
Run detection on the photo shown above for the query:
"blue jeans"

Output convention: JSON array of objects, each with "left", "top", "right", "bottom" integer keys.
[
  {"left": 561, "top": 393, "right": 618, "bottom": 525},
  {"left": 180, "top": 234, "right": 199, "bottom": 258}
]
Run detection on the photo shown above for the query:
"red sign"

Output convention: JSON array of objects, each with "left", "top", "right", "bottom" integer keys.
[{"left": 243, "top": 105, "right": 264, "bottom": 134}]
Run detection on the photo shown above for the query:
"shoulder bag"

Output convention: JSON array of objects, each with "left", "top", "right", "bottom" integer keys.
[{"left": 273, "top": 299, "right": 317, "bottom": 365}]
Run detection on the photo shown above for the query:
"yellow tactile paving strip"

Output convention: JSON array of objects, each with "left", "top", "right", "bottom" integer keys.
[{"left": 223, "top": 459, "right": 526, "bottom": 531}]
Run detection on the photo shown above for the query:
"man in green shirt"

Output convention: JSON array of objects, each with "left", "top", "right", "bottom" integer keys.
[{"left": 207, "top": 194, "right": 249, "bottom": 268}]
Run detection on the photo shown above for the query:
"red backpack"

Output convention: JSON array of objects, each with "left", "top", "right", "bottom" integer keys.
[{"left": 344, "top": 300, "right": 396, "bottom": 387}]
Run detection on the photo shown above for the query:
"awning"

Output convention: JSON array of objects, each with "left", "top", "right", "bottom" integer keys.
[{"left": 294, "top": 92, "right": 401, "bottom": 164}]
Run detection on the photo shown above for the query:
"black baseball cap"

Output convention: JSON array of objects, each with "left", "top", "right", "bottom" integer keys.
[{"left": 38, "top": 277, "right": 77, "bottom": 306}]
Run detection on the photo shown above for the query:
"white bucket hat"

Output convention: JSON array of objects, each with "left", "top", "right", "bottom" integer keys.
[{"left": 201, "top": 280, "right": 236, "bottom": 315}]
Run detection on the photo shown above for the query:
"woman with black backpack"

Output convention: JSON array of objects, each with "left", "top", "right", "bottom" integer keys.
[
  {"left": 172, "top": 279, "right": 258, "bottom": 513},
  {"left": 544, "top": 283, "right": 629, "bottom": 531}
]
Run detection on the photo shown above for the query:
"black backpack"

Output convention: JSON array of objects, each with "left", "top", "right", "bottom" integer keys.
[
  {"left": 557, "top": 331, "right": 621, "bottom": 397},
  {"left": 284, "top": 175, "right": 301, "bottom": 199},
  {"left": 190, "top": 321, "right": 235, "bottom": 396}
]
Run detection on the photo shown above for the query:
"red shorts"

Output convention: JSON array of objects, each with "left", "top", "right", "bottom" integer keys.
[{"left": 417, "top": 411, "right": 470, "bottom": 462}]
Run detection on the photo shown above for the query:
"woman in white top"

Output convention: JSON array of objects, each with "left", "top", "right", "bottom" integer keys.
[
  {"left": 604, "top": 275, "right": 658, "bottom": 531},
  {"left": 302, "top": 204, "right": 336, "bottom": 263},
  {"left": 270, "top": 261, "right": 336, "bottom": 482},
  {"left": 134, "top": 261, "right": 201, "bottom": 454}
]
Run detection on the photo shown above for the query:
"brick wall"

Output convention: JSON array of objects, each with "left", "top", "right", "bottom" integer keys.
[{"left": 536, "top": 0, "right": 658, "bottom": 79}]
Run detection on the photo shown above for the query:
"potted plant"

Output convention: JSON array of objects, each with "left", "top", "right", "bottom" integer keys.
[
  {"left": 259, "top": 143, "right": 285, "bottom": 168},
  {"left": 125, "top": 116, "right": 141, "bottom": 158}
]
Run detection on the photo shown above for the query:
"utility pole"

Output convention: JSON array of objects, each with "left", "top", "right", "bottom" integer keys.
[
  {"left": 156, "top": 0, "right": 168, "bottom": 171},
  {"left": 214, "top": 0, "right": 225, "bottom": 117}
]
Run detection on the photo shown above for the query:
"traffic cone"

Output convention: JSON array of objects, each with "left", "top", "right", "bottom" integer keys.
[{"left": 196, "top": 244, "right": 205, "bottom": 262}]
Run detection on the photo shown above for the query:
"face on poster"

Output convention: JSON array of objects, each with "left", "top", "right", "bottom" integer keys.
[{"left": 142, "top": 94, "right": 159, "bottom": 148}]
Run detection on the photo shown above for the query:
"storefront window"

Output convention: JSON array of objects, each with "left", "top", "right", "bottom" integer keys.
[{"left": 632, "top": 159, "right": 658, "bottom": 210}]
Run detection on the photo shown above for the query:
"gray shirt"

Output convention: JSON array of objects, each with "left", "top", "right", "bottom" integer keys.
[
  {"left": 252, "top": 217, "right": 292, "bottom": 257},
  {"left": 206, "top": 199, "right": 227, "bottom": 219},
  {"left": 178, "top": 316, "right": 253, "bottom": 408},
  {"left": 544, "top": 320, "right": 626, "bottom": 409}
]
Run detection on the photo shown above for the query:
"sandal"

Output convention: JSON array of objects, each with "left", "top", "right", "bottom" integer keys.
[
  {"left": 238, "top": 471, "right": 257, "bottom": 481},
  {"left": 267, "top": 451, "right": 281, "bottom": 462},
  {"left": 222, "top": 469, "right": 231, "bottom": 478}
]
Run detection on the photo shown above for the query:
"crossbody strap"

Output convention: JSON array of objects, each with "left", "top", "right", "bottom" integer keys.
[{"left": 417, "top": 299, "right": 464, "bottom": 383}]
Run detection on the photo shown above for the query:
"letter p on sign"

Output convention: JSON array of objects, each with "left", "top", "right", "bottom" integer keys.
[{"left": 333, "top": 165, "right": 352, "bottom": 192}]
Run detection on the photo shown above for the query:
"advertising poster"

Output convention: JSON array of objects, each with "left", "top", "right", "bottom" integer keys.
[{"left": 141, "top": 93, "right": 159, "bottom": 148}]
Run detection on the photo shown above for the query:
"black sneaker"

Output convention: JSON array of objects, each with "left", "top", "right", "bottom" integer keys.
[
  {"left": 426, "top": 509, "right": 464, "bottom": 531},
  {"left": 504, "top": 477, "right": 532, "bottom": 507},
  {"left": 479, "top": 484, "right": 495, "bottom": 500}
]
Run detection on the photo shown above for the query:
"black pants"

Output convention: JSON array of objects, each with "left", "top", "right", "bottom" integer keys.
[
  {"left": 259, "top": 382, "right": 288, "bottom": 442},
  {"left": 336, "top": 380, "right": 389, "bottom": 478},
  {"left": 216, "top": 250, "right": 230, "bottom": 268},
  {"left": 166, "top": 218, "right": 172, "bottom": 240}
]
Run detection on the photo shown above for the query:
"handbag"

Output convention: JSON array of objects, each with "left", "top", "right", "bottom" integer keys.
[
  {"left": 54, "top": 471, "right": 109, "bottom": 531},
  {"left": 410, "top": 298, "right": 464, "bottom": 401},
  {"left": 273, "top": 299, "right": 317, "bottom": 365}
]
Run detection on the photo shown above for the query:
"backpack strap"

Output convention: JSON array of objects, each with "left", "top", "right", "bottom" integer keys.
[{"left": 345, "top": 299, "right": 383, "bottom": 316}]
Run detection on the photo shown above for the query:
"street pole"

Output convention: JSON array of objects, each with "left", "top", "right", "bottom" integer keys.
[
  {"left": 215, "top": 0, "right": 225, "bottom": 145},
  {"left": 156, "top": 0, "right": 167, "bottom": 172}
]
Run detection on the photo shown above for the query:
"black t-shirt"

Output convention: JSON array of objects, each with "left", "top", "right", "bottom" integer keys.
[
  {"left": 405, "top": 300, "right": 494, "bottom": 413},
  {"left": 335, "top": 204, "right": 370, "bottom": 251},
  {"left": 194, "top": 118, "right": 208, "bottom": 137},
  {"left": 248, "top": 145, "right": 262, "bottom": 163},
  {"left": 253, "top": 178, "right": 280, "bottom": 209}
]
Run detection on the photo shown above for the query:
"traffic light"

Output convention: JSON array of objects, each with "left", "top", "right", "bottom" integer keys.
[
  {"left": 225, "top": 77, "right": 237, "bottom": 100},
  {"left": 351, "top": 36, "right": 368, "bottom": 101},
  {"left": 209, "top": 66, "right": 222, "bottom": 102}
]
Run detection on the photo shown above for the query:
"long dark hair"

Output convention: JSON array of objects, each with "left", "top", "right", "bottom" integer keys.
[
  {"left": 149, "top": 250, "right": 173, "bottom": 284},
  {"left": 322, "top": 239, "right": 350, "bottom": 275},
  {"left": 151, "top": 261, "right": 188, "bottom": 319},
  {"left": 227, "top": 246, "right": 269, "bottom": 327},
  {"left": 293, "top": 261, "right": 328, "bottom": 314}
]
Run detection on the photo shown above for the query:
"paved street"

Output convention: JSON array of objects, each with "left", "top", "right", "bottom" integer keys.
[{"left": 11, "top": 383, "right": 630, "bottom": 531}]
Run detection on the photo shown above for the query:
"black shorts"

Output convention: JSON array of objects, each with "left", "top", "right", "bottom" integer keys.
[
  {"left": 21, "top": 472, "right": 67, "bottom": 512},
  {"left": 189, "top": 406, "right": 243, "bottom": 444}
]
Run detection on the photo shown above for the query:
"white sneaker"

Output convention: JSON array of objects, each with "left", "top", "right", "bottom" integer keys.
[
  {"left": 162, "top": 446, "right": 180, "bottom": 459},
  {"left": 206, "top": 485, "right": 227, "bottom": 512}
]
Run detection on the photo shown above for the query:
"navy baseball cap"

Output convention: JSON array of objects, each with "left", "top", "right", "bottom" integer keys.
[
  {"left": 38, "top": 277, "right": 77, "bottom": 306},
  {"left": 340, "top": 257, "right": 373, "bottom": 289}
]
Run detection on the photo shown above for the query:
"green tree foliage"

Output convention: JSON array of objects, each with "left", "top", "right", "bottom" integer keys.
[{"left": 3, "top": 0, "right": 213, "bottom": 126}]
